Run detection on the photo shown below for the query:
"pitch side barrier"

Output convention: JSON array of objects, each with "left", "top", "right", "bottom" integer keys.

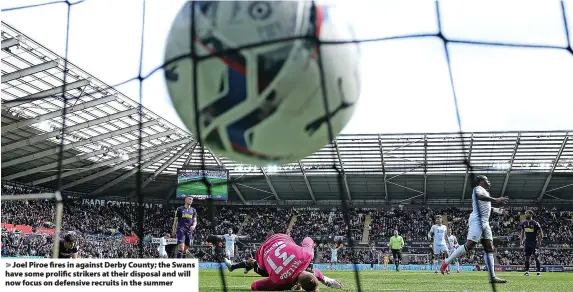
[
  {"left": 1, "top": 260, "right": 567, "bottom": 272},
  {"left": 198, "top": 262, "right": 566, "bottom": 272}
]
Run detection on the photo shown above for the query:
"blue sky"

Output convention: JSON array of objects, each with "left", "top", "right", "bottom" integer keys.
[{"left": 2, "top": 0, "right": 572, "bottom": 134}]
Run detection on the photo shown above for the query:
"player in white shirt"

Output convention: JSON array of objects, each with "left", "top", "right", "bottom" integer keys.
[
  {"left": 222, "top": 228, "right": 248, "bottom": 259},
  {"left": 157, "top": 234, "right": 169, "bottom": 258},
  {"left": 221, "top": 228, "right": 249, "bottom": 273},
  {"left": 447, "top": 229, "right": 461, "bottom": 273},
  {"left": 330, "top": 243, "right": 342, "bottom": 264},
  {"left": 440, "top": 175, "right": 508, "bottom": 284},
  {"left": 428, "top": 215, "right": 449, "bottom": 273}
]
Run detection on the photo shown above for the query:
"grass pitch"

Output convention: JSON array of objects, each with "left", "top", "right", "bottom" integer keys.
[
  {"left": 177, "top": 177, "right": 227, "bottom": 197},
  {"left": 199, "top": 269, "right": 571, "bottom": 291}
]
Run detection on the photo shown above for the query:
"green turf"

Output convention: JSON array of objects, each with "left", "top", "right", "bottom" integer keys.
[
  {"left": 177, "top": 177, "right": 227, "bottom": 197},
  {"left": 199, "top": 269, "right": 571, "bottom": 291}
]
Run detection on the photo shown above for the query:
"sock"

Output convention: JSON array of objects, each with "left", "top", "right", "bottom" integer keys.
[
  {"left": 535, "top": 258, "right": 541, "bottom": 272},
  {"left": 435, "top": 260, "right": 439, "bottom": 271},
  {"left": 177, "top": 251, "right": 183, "bottom": 258},
  {"left": 445, "top": 245, "right": 467, "bottom": 264},
  {"left": 456, "top": 261, "right": 460, "bottom": 271},
  {"left": 524, "top": 258, "right": 530, "bottom": 272},
  {"left": 313, "top": 268, "right": 326, "bottom": 283},
  {"left": 484, "top": 252, "right": 496, "bottom": 279},
  {"left": 230, "top": 261, "right": 248, "bottom": 271},
  {"left": 254, "top": 264, "right": 269, "bottom": 277}
]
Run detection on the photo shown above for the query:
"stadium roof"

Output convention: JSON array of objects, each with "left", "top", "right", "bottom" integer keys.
[{"left": 2, "top": 22, "right": 572, "bottom": 206}]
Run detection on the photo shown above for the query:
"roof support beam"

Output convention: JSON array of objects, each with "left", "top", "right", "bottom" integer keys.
[
  {"left": 379, "top": 136, "right": 389, "bottom": 203},
  {"left": 545, "top": 183, "right": 573, "bottom": 194},
  {"left": 141, "top": 142, "right": 195, "bottom": 189},
  {"left": 209, "top": 150, "right": 225, "bottom": 167},
  {"left": 163, "top": 186, "right": 178, "bottom": 204},
  {"left": 260, "top": 167, "right": 281, "bottom": 202},
  {"left": 235, "top": 183, "right": 275, "bottom": 195},
  {"left": 298, "top": 162, "right": 316, "bottom": 203},
  {"left": 59, "top": 144, "right": 180, "bottom": 191},
  {"left": 2, "top": 61, "right": 59, "bottom": 83},
  {"left": 2, "top": 120, "right": 162, "bottom": 175},
  {"left": 2, "top": 95, "right": 117, "bottom": 134},
  {"left": 383, "top": 138, "right": 424, "bottom": 155},
  {"left": 383, "top": 164, "right": 425, "bottom": 197},
  {"left": 127, "top": 142, "right": 197, "bottom": 198},
  {"left": 3, "top": 79, "right": 90, "bottom": 109},
  {"left": 89, "top": 150, "right": 174, "bottom": 195},
  {"left": 423, "top": 135, "right": 428, "bottom": 203},
  {"left": 387, "top": 166, "right": 423, "bottom": 181},
  {"left": 538, "top": 135, "right": 569, "bottom": 202},
  {"left": 386, "top": 181, "right": 424, "bottom": 194},
  {"left": 2, "top": 108, "right": 138, "bottom": 152},
  {"left": 500, "top": 133, "right": 521, "bottom": 197},
  {"left": 182, "top": 145, "right": 198, "bottom": 167},
  {"left": 231, "top": 184, "right": 248, "bottom": 205},
  {"left": 334, "top": 140, "right": 352, "bottom": 201},
  {"left": 203, "top": 148, "right": 248, "bottom": 205},
  {"left": 206, "top": 149, "right": 247, "bottom": 205},
  {"left": 1, "top": 37, "right": 19, "bottom": 49},
  {"left": 31, "top": 137, "right": 187, "bottom": 186},
  {"left": 461, "top": 134, "right": 475, "bottom": 201}
]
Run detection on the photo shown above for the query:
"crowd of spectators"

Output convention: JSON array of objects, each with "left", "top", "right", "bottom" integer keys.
[
  {"left": 2, "top": 183, "right": 572, "bottom": 266},
  {"left": 1, "top": 232, "right": 157, "bottom": 258},
  {"left": 290, "top": 208, "right": 365, "bottom": 243},
  {"left": 241, "top": 207, "right": 291, "bottom": 240},
  {"left": 368, "top": 206, "right": 573, "bottom": 245}
]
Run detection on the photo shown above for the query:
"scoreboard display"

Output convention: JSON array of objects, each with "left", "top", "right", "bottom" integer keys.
[{"left": 176, "top": 168, "right": 228, "bottom": 200}]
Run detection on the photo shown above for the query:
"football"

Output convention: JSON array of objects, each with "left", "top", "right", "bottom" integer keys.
[{"left": 164, "top": 1, "right": 361, "bottom": 165}]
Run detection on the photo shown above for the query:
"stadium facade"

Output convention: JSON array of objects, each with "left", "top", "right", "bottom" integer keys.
[{"left": 2, "top": 21, "right": 572, "bottom": 207}]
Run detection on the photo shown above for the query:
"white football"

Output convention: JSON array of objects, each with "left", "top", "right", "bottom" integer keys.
[{"left": 164, "top": 1, "right": 360, "bottom": 165}]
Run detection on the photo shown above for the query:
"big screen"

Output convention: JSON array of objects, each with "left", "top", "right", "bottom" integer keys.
[{"left": 176, "top": 168, "right": 228, "bottom": 200}]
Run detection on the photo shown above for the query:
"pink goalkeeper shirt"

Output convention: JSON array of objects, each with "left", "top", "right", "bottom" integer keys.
[{"left": 255, "top": 234, "right": 315, "bottom": 285}]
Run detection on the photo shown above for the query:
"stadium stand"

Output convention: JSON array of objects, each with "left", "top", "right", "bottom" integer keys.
[
  {"left": 2, "top": 183, "right": 572, "bottom": 266},
  {"left": 1, "top": 21, "right": 572, "bottom": 273}
]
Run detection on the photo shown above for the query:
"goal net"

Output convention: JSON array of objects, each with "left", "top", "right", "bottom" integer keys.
[{"left": 1, "top": 1, "right": 572, "bottom": 292}]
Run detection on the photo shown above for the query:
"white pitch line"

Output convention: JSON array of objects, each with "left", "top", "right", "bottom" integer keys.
[
  {"left": 199, "top": 285, "right": 248, "bottom": 289},
  {"left": 200, "top": 287, "right": 463, "bottom": 292}
]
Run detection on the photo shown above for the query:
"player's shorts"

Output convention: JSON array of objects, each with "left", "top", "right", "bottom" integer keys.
[
  {"left": 225, "top": 248, "right": 234, "bottom": 259},
  {"left": 391, "top": 249, "right": 401, "bottom": 260},
  {"left": 433, "top": 244, "right": 448, "bottom": 255},
  {"left": 524, "top": 246, "right": 537, "bottom": 257},
  {"left": 331, "top": 256, "right": 338, "bottom": 263},
  {"left": 467, "top": 218, "right": 493, "bottom": 242},
  {"left": 176, "top": 229, "right": 193, "bottom": 246}
]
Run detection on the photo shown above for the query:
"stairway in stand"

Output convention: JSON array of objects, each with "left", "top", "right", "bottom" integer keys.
[
  {"left": 360, "top": 215, "right": 372, "bottom": 244},
  {"left": 286, "top": 215, "right": 297, "bottom": 235}
]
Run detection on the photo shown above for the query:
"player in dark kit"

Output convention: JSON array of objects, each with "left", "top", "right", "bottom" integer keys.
[
  {"left": 228, "top": 257, "right": 270, "bottom": 277},
  {"left": 58, "top": 233, "right": 79, "bottom": 258},
  {"left": 172, "top": 196, "right": 197, "bottom": 258},
  {"left": 223, "top": 230, "right": 276, "bottom": 275},
  {"left": 520, "top": 210, "right": 543, "bottom": 276}
]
